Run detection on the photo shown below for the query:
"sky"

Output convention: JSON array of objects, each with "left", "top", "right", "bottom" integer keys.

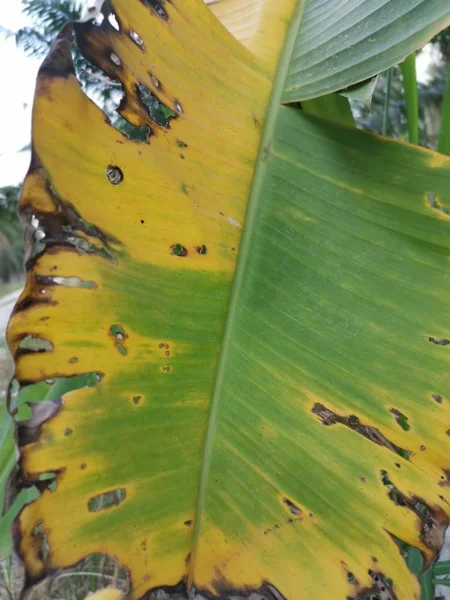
[
  {"left": 0, "top": 1, "right": 40, "bottom": 187},
  {"left": 0, "top": 1, "right": 443, "bottom": 189}
]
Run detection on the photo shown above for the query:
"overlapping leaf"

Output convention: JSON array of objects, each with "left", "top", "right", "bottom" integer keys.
[{"left": 284, "top": 0, "right": 450, "bottom": 101}]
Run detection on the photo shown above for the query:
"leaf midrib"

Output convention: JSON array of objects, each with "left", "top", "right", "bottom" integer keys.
[{"left": 188, "top": 0, "right": 307, "bottom": 586}]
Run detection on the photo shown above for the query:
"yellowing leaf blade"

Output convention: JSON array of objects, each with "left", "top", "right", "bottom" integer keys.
[{"left": 4, "top": 1, "right": 450, "bottom": 599}]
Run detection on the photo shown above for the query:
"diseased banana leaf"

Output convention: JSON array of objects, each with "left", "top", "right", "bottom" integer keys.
[{"left": 4, "top": 0, "right": 450, "bottom": 599}]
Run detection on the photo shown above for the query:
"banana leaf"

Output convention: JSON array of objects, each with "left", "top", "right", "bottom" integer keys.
[{"left": 3, "top": 1, "right": 450, "bottom": 599}]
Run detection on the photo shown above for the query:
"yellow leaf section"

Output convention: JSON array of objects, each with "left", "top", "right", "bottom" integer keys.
[
  {"left": 192, "top": 417, "right": 442, "bottom": 599},
  {"left": 208, "top": 0, "right": 297, "bottom": 76},
  {"left": 10, "top": 251, "right": 167, "bottom": 381},
  {"left": 7, "top": 0, "right": 296, "bottom": 596},
  {"left": 195, "top": 526, "right": 417, "bottom": 598},
  {"left": 27, "top": 49, "right": 262, "bottom": 274}
]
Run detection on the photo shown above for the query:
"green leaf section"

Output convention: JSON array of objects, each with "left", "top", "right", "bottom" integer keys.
[
  {"left": 284, "top": 0, "right": 450, "bottom": 102},
  {"left": 191, "top": 107, "right": 450, "bottom": 597},
  {"left": 420, "top": 569, "right": 434, "bottom": 600},
  {"left": 339, "top": 76, "right": 378, "bottom": 108},
  {"left": 302, "top": 93, "right": 355, "bottom": 127},
  {"left": 434, "top": 561, "right": 450, "bottom": 576}
]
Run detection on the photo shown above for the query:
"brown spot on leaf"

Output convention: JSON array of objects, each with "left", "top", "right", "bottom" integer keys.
[
  {"left": 312, "top": 403, "right": 412, "bottom": 460},
  {"left": 428, "top": 336, "right": 450, "bottom": 346}
]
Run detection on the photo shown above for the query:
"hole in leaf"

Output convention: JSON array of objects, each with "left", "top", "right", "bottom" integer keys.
[
  {"left": 37, "top": 471, "right": 58, "bottom": 493},
  {"left": 114, "top": 115, "right": 151, "bottom": 142},
  {"left": 143, "top": 0, "right": 167, "bottom": 20},
  {"left": 112, "top": 329, "right": 125, "bottom": 341},
  {"left": 46, "top": 553, "right": 130, "bottom": 597},
  {"left": 36, "top": 275, "right": 97, "bottom": 289},
  {"left": 18, "top": 335, "right": 53, "bottom": 353},
  {"left": 108, "top": 13, "right": 120, "bottom": 31},
  {"left": 282, "top": 497, "right": 301, "bottom": 515},
  {"left": 32, "top": 520, "right": 50, "bottom": 561},
  {"left": 109, "top": 324, "right": 126, "bottom": 339},
  {"left": 110, "top": 52, "right": 121, "bottom": 66},
  {"left": 12, "top": 373, "right": 103, "bottom": 420},
  {"left": 427, "top": 192, "right": 450, "bottom": 215},
  {"left": 109, "top": 324, "right": 128, "bottom": 355},
  {"left": 136, "top": 82, "right": 176, "bottom": 127},
  {"left": 88, "top": 488, "right": 126, "bottom": 512},
  {"left": 389, "top": 408, "right": 410, "bottom": 431},
  {"left": 130, "top": 30, "right": 145, "bottom": 48},
  {"left": 106, "top": 165, "right": 123, "bottom": 185},
  {"left": 171, "top": 243, "right": 186, "bottom": 257}
]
